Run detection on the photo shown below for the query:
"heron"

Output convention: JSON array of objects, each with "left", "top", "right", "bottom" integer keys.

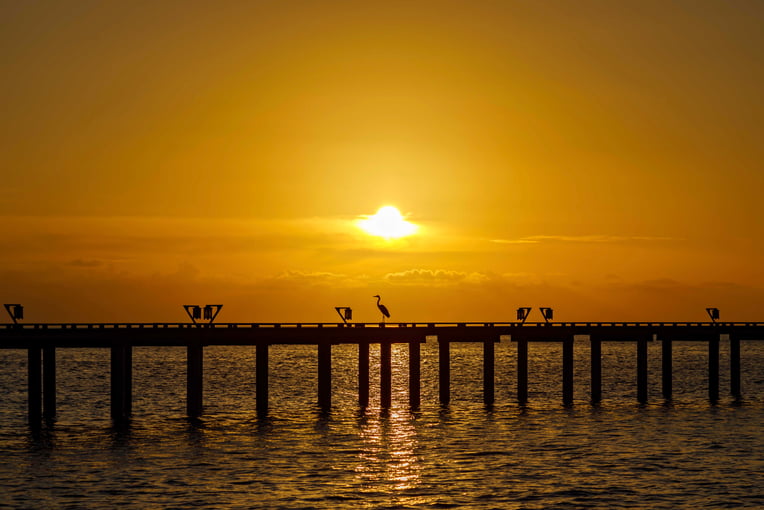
[{"left": 373, "top": 295, "right": 390, "bottom": 323}]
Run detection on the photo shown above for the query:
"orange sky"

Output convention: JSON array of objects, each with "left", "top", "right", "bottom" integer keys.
[{"left": 2, "top": 1, "right": 763, "bottom": 323}]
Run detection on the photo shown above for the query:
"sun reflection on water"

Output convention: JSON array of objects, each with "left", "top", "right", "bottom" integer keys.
[{"left": 355, "top": 408, "right": 422, "bottom": 494}]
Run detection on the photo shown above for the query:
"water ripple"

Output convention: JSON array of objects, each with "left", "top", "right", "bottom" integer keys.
[{"left": 1, "top": 343, "right": 763, "bottom": 508}]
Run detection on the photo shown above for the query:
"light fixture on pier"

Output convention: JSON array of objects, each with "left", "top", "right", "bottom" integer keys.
[
  {"left": 183, "top": 304, "right": 223, "bottom": 324},
  {"left": 3, "top": 304, "right": 24, "bottom": 324},
  {"left": 540, "top": 307, "right": 554, "bottom": 323},
  {"left": 517, "top": 307, "right": 532, "bottom": 324},
  {"left": 334, "top": 306, "right": 353, "bottom": 324},
  {"left": 706, "top": 307, "right": 720, "bottom": 323}
]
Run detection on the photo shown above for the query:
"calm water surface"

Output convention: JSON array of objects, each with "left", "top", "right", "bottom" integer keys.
[{"left": 1, "top": 341, "right": 763, "bottom": 509}]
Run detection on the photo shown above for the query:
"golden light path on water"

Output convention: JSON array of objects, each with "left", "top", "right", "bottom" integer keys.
[
  {"left": 356, "top": 409, "right": 422, "bottom": 491},
  {"left": 2, "top": 343, "right": 764, "bottom": 508},
  {"left": 354, "top": 345, "right": 424, "bottom": 500}
]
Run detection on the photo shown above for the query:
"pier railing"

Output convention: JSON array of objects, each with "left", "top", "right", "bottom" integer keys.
[{"left": 3, "top": 320, "right": 764, "bottom": 329}]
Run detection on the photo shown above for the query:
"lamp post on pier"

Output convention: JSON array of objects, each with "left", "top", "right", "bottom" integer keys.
[{"left": 3, "top": 304, "right": 24, "bottom": 324}]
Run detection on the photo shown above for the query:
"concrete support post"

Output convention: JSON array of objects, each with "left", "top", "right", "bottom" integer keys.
[
  {"left": 187, "top": 342, "right": 203, "bottom": 419},
  {"left": 517, "top": 338, "right": 528, "bottom": 405},
  {"left": 256, "top": 343, "right": 269, "bottom": 416},
  {"left": 590, "top": 337, "right": 601, "bottom": 403},
  {"left": 483, "top": 338, "right": 495, "bottom": 406},
  {"left": 637, "top": 337, "right": 648, "bottom": 404},
  {"left": 318, "top": 342, "right": 332, "bottom": 411}
]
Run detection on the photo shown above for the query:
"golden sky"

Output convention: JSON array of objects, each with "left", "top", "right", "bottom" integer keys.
[{"left": 2, "top": 1, "right": 763, "bottom": 323}]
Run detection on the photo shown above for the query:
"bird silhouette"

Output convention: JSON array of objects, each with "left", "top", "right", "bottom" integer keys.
[{"left": 373, "top": 295, "right": 390, "bottom": 323}]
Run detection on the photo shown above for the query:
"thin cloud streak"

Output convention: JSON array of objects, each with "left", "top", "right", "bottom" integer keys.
[
  {"left": 384, "top": 268, "right": 490, "bottom": 285},
  {"left": 491, "top": 235, "right": 677, "bottom": 244},
  {"left": 5, "top": 264, "right": 761, "bottom": 323},
  {"left": 275, "top": 270, "right": 354, "bottom": 286}
]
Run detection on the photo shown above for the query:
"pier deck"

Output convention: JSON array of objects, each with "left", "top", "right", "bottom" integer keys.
[{"left": 2, "top": 321, "right": 763, "bottom": 347}]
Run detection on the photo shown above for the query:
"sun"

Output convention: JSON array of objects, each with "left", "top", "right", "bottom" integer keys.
[{"left": 357, "top": 206, "right": 418, "bottom": 239}]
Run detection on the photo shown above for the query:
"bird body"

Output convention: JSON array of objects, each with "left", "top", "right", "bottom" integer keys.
[{"left": 373, "top": 295, "right": 390, "bottom": 322}]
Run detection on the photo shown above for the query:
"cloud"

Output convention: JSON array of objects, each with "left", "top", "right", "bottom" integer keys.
[
  {"left": 3, "top": 259, "right": 763, "bottom": 323},
  {"left": 497, "top": 272, "right": 553, "bottom": 286},
  {"left": 384, "top": 269, "right": 489, "bottom": 285},
  {"left": 275, "top": 270, "right": 354, "bottom": 286},
  {"left": 490, "top": 238, "right": 540, "bottom": 244},
  {"left": 67, "top": 259, "right": 104, "bottom": 268},
  {"left": 491, "top": 235, "right": 675, "bottom": 245},
  {"left": 633, "top": 278, "right": 684, "bottom": 289},
  {"left": 0, "top": 215, "right": 375, "bottom": 280}
]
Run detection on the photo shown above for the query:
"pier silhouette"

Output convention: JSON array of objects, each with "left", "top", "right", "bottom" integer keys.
[{"left": 2, "top": 320, "right": 761, "bottom": 425}]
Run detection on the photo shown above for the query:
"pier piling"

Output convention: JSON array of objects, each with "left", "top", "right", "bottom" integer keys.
[
  {"left": 111, "top": 343, "right": 132, "bottom": 421},
  {"left": 590, "top": 336, "right": 601, "bottom": 403},
  {"left": 256, "top": 343, "right": 269, "bottom": 416},
  {"left": 110, "top": 345, "right": 122, "bottom": 420},
  {"left": 318, "top": 342, "right": 331, "bottom": 410},
  {"left": 126, "top": 346, "right": 133, "bottom": 416},
  {"left": 483, "top": 338, "right": 494, "bottom": 406},
  {"left": 517, "top": 338, "right": 528, "bottom": 404},
  {"left": 637, "top": 337, "right": 648, "bottom": 404},
  {"left": 187, "top": 342, "right": 203, "bottom": 419}
]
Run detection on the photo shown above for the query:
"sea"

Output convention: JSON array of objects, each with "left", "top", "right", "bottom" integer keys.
[{"left": 1, "top": 340, "right": 763, "bottom": 509}]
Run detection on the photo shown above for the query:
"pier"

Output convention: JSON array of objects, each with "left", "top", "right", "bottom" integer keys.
[{"left": 2, "top": 321, "right": 762, "bottom": 425}]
